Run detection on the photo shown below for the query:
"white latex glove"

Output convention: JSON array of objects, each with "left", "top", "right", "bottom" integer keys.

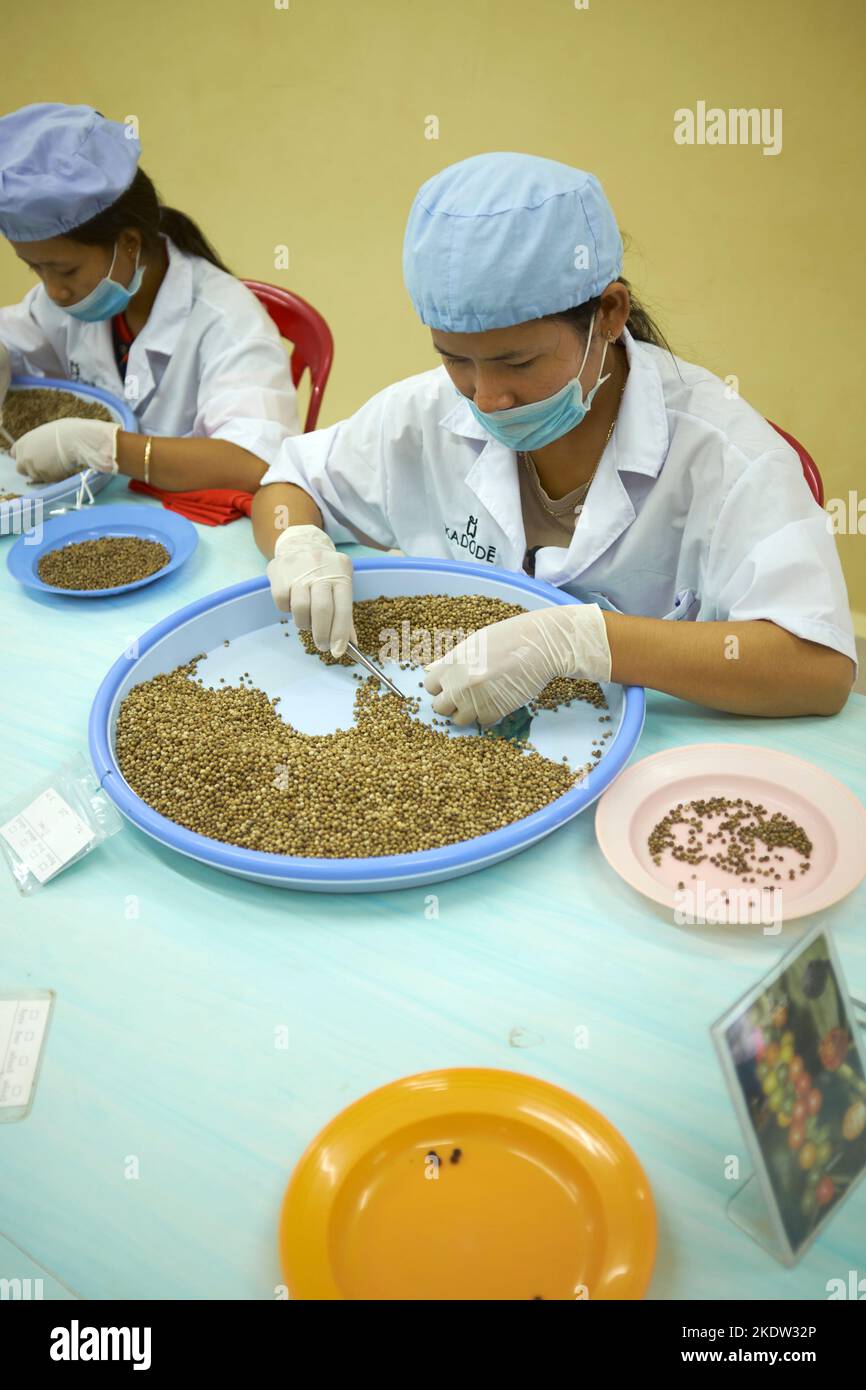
[
  {"left": 266, "top": 523, "right": 357, "bottom": 658},
  {"left": 0, "top": 342, "right": 10, "bottom": 410},
  {"left": 12, "top": 418, "right": 119, "bottom": 483},
  {"left": 423, "top": 603, "right": 612, "bottom": 727}
]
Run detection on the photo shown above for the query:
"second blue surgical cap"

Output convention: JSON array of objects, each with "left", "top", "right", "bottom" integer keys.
[
  {"left": 403, "top": 152, "right": 623, "bottom": 333},
  {"left": 0, "top": 103, "right": 141, "bottom": 242}
]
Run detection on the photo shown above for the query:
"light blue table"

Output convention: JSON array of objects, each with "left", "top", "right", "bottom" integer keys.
[{"left": 1, "top": 478, "right": 864, "bottom": 1301}]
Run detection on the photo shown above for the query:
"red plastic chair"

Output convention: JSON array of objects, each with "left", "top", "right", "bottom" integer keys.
[
  {"left": 767, "top": 420, "right": 823, "bottom": 506},
  {"left": 242, "top": 280, "right": 334, "bottom": 433}
]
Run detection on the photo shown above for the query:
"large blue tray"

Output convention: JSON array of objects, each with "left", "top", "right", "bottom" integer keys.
[{"left": 89, "top": 558, "right": 646, "bottom": 893}]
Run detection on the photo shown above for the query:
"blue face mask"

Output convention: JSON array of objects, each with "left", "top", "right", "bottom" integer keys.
[
  {"left": 62, "top": 241, "right": 145, "bottom": 322},
  {"left": 466, "top": 312, "right": 612, "bottom": 451}
]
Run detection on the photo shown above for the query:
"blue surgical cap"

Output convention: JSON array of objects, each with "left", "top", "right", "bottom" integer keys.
[
  {"left": 0, "top": 103, "right": 141, "bottom": 242},
  {"left": 403, "top": 152, "right": 623, "bottom": 333}
]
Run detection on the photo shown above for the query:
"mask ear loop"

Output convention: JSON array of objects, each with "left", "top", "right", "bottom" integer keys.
[
  {"left": 106, "top": 240, "right": 144, "bottom": 286},
  {"left": 576, "top": 310, "right": 598, "bottom": 381},
  {"left": 576, "top": 311, "right": 614, "bottom": 403},
  {"left": 586, "top": 336, "right": 611, "bottom": 401}
]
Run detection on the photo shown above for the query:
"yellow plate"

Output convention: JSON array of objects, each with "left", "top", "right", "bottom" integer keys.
[{"left": 279, "top": 1067, "right": 656, "bottom": 1300}]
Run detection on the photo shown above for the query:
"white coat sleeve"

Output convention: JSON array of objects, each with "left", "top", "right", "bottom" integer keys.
[
  {"left": 193, "top": 323, "right": 302, "bottom": 467},
  {"left": 259, "top": 383, "right": 399, "bottom": 550},
  {"left": 0, "top": 286, "right": 66, "bottom": 377},
  {"left": 701, "top": 447, "right": 857, "bottom": 672}
]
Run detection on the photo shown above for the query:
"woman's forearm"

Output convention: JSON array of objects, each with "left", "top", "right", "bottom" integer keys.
[
  {"left": 602, "top": 612, "right": 855, "bottom": 717},
  {"left": 251, "top": 482, "right": 325, "bottom": 558},
  {"left": 115, "top": 431, "right": 269, "bottom": 492}
]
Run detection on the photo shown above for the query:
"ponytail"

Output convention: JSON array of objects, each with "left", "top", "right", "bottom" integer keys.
[
  {"left": 157, "top": 204, "right": 231, "bottom": 273},
  {"left": 66, "top": 167, "right": 231, "bottom": 274},
  {"left": 544, "top": 230, "right": 675, "bottom": 359},
  {"left": 546, "top": 277, "right": 674, "bottom": 357}
]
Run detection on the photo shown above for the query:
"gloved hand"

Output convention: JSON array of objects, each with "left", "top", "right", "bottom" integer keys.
[
  {"left": 423, "top": 603, "right": 612, "bottom": 727},
  {"left": 0, "top": 342, "right": 11, "bottom": 410},
  {"left": 12, "top": 418, "right": 119, "bottom": 483},
  {"left": 266, "top": 523, "right": 356, "bottom": 658}
]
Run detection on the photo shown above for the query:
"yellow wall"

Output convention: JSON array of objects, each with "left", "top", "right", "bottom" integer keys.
[{"left": 2, "top": 0, "right": 864, "bottom": 616}]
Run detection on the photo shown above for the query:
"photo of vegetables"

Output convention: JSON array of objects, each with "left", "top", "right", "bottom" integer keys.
[{"left": 725, "top": 931, "right": 866, "bottom": 1254}]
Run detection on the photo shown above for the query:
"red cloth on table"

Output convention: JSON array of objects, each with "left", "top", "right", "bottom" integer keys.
[{"left": 127, "top": 478, "right": 253, "bottom": 525}]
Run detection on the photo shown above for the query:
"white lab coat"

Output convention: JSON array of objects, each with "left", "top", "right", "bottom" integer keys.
[
  {"left": 0, "top": 236, "right": 300, "bottom": 462},
  {"left": 260, "top": 326, "right": 857, "bottom": 671}
]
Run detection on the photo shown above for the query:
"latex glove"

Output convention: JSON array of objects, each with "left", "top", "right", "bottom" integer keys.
[
  {"left": 423, "top": 603, "right": 612, "bottom": 727},
  {"left": 266, "top": 523, "right": 356, "bottom": 658},
  {"left": 0, "top": 342, "right": 10, "bottom": 410},
  {"left": 12, "top": 418, "right": 119, "bottom": 483}
]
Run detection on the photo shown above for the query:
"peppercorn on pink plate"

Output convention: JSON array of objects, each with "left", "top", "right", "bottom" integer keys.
[{"left": 594, "top": 743, "right": 866, "bottom": 924}]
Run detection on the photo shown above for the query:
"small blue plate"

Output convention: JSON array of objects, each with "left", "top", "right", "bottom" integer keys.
[{"left": 6, "top": 503, "right": 198, "bottom": 598}]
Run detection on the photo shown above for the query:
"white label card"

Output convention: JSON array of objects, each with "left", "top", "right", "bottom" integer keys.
[
  {"left": 0, "top": 999, "right": 51, "bottom": 1109},
  {"left": 0, "top": 787, "right": 95, "bottom": 884}
]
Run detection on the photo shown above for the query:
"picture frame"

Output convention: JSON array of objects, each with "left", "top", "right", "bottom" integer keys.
[{"left": 712, "top": 923, "right": 866, "bottom": 1266}]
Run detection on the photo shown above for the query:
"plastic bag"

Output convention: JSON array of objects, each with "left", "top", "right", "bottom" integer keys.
[{"left": 0, "top": 751, "right": 122, "bottom": 895}]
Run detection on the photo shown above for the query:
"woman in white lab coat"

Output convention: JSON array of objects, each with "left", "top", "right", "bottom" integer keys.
[
  {"left": 0, "top": 104, "right": 299, "bottom": 492},
  {"left": 253, "top": 152, "right": 856, "bottom": 720}
]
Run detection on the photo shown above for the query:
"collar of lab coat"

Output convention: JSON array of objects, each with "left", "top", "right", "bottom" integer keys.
[
  {"left": 112, "top": 235, "right": 193, "bottom": 412},
  {"left": 133, "top": 235, "right": 194, "bottom": 358},
  {"left": 436, "top": 325, "right": 670, "bottom": 582}
]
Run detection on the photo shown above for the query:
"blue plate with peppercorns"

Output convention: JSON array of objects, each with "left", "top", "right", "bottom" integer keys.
[{"left": 6, "top": 502, "right": 198, "bottom": 598}]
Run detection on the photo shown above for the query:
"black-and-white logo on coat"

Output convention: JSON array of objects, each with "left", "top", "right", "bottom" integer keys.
[{"left": 444, "top": 513, "right": 496, "bottom": 563}]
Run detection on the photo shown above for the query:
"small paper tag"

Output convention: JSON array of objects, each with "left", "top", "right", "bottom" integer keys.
[
  {"left": 0, "top": 998, "right": 51, "bottom": 1109},
  {"left": 0, "top": 787, "right": 95, "bottom": 884}
]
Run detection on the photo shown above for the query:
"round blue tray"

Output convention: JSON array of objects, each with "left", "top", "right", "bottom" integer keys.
[
  {"left": 7, "top": 502, "right": 198, "bottom": 597},
  {"left": 0, "top": 376, "right": 139, "bottom": 531},
  {"left": 89, "top": 559, "right": 646, "bottom": 892}
]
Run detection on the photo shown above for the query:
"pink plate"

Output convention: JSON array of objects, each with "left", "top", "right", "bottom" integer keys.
[{"left": 594, "top": 743, "right": 866, "bottom": 923}]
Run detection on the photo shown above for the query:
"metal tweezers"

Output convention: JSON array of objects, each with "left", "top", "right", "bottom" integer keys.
[{"left": 345, "top": 640, "right": 407, "bottom": 702}]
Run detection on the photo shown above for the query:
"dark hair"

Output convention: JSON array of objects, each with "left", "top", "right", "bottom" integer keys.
[
  {"left": 65, "top": 166, "right": 231, "bottom": 274},
  {"left": 545, "top": 274, "right": 675, "bottom": 358}
]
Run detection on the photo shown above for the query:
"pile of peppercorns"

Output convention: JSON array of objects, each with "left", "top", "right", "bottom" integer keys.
[
  {"left": 115, "top": 657, "right": 585, "bottom": 859},
  {"left": 2, "top": 387, "right": 113, "bottom": 440},
  {"left": 297, "top": 594, "right": 609, "bottom": 718},
  {"left": 648, "top": 796, "right": 813, "bottom": 884},
  {"left": 38, "top": 536, "right": 170, "bottom": 590}
]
